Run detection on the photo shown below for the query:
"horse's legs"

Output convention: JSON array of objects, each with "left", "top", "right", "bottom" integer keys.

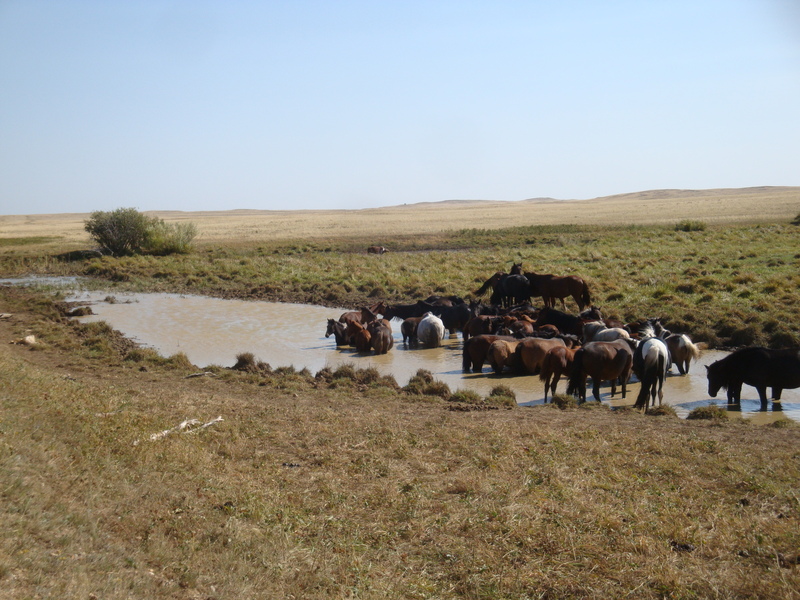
[
  {"left": 756, "top": 386, "right": 770, "bottom": 409},
  {"left": 592, "top": 380, "right": 602, "bottom": 402},
  {"left": 773, "top": 387, "right": 783, "bottom": 400}
]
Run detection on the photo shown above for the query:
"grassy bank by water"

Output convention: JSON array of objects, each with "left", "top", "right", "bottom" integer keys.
[
  {"left": 2, "top": 220, "right": 799, "bottom": 348},
  {"left": 1, "top": 285, "right": 799, "bottom": 598}
]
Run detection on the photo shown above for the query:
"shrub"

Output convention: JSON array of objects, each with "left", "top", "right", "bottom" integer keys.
[
  {"left": 675, "top": 220, "right": 707, "bottom": 232},
  {"left": 550, "top": 394, "right": 577, "bottom": 410},
  {"left": 84, "top": 207, "right": 197, "bottom": 256},
  {"left": 687, "top": 404, "right": 729, "bottom": 420}
]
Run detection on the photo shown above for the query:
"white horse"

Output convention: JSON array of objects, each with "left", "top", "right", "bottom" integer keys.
[
  {"left": 416, "top": 312, "right": 446, "bottom": 348},
  {"left": 582, "top": 320, "right": 631, "bottom": 343},
  {"left": 633, "top": 324, "right": 670, "bottom": 410}
]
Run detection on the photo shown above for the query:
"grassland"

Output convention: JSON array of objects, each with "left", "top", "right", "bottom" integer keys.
[{"left": 1, "top": 187, "right": 800, "bottom": 598}]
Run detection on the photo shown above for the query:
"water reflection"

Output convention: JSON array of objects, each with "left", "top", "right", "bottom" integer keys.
[{"left": 65, "top": 290, "right": 799, "bottom": 422}]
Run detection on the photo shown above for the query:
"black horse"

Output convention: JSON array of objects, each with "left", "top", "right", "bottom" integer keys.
[
  {"left": 489, "top": 274, "right": 531, "bottom": 308},
  {"left": 706, "top": 347, "right": 800, "bottom": 408}
]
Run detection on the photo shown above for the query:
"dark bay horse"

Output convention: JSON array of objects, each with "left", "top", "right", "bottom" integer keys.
[
  {"left": 567, "top": 338, "right": 636, "bottom": 403},
  {"left": 325, "top": 319, "right": 349, "bottom": 346},
  {"left": 475, "top": 272, "right": 530, "bottom": 308},
  {"left": 706, "top": 347, "right": 800, "bottom": 408}
]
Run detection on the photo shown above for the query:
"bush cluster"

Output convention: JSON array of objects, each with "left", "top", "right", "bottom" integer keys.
[{"left": 85, "top": 207, "right": 197, "bottom": 256}]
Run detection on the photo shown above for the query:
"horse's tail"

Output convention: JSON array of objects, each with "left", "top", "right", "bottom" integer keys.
[
  {"left": 684, "top": 336, "right": 701, "bottom": 362},
  {"left": 580, "top": 282, "right": 592, "bottom": 308},
  {"left": 475, "top": 274, "right": 496, "bottom": 297},
  {"left": 539, "top": 350, "right": 564, "bottom": 383},
  {"left": 565, "top": 349, "right": 584, "bottom": 396}
]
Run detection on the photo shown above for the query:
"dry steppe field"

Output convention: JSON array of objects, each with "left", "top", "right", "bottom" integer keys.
[{"left": 2, "top": 186, "right": 799, "bottom": 241}]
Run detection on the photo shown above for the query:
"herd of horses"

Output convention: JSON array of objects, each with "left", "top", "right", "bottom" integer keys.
[{"left": 325, "top": 263, "right": 800, "bottom": 410}]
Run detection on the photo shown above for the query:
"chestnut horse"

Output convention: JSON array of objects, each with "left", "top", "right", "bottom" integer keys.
[
  {"left": 462, "top": 334, "right": 517, "bottom": 373},
  {"left": 487, "top": 339, "right": 522, "bottom": 374},
  {"left": 567, "top": 338, "right": 637, "bottom": 403},
  {"left": 539, "top": 345, "right": 581, "bottom": 402}
]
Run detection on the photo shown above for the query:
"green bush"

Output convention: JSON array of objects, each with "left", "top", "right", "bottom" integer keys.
[
  {"left": 675, "top": 220, "right": 707, "bottom": 232},
  {"left": 84, "top": 207, "right": 197, "bottom": 256}
]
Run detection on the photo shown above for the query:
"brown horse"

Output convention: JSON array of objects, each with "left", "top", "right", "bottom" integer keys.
[
  {"left": 462, "top": 315, "right": 503, "bottom": 340},
  {"left": 665, "top": 333, "right": 701, "bottom": 375},
  {"left": 462, "top": 334, "right": 517, "bottom": 373},
  {"left": 510, "top": 263, "right": 592, "bottom": 311},
  {"left": 487, "top": 339, "right": 521, "bottom": 374},
  {"left": 567, "top": 339, "right": 636, "bottom": 403},
  {"left": 350, "top": 321, "right": 372, "bottom": 353},
  {"left": 400, "top": 316, "right": 423, "bottom": 345},
  {"left": 539, "top": 345, "right": 581, "bottom": 402},
  {"left": 367, "top": 320, "right": 393, "bottom": 355},
  {"left": 516, "top": 336, "right": 576, "bottom": 375},
  {"left": 367, "top": 245, "right": 388, "bottom": 254}
]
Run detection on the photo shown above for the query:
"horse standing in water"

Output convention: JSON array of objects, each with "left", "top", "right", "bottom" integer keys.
[
  {"left": 706, "top": 347, "right": 800, "bottom": 408},
  {"left": 632, "top": 324, "right": 669, "bottom": 410},
  {"left": 567, "top": 338, "right": 637, "bottom": 403}
]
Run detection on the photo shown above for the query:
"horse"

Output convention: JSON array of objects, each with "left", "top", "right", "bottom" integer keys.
[
  {"left": 567, "top": 338, "right": 636, "bottom": 403},
  {"left": 430, "top": 302, "right": 472, "bottom": 335},
  {"left": 498, "top": 315, "right": 537, "bottom": 338},
  {"left": 489, "top": 274, "right": 531, "bottom": 308},
  {"left": 582, "top": 320, "right": 632, "bottom": 343},
  {"left": 706, "top": 347, "right": 800, "bottom": 408},
  {"left": 367, "top": 245, "right": 388, "bottom": 254},
  {"left": 632, "top": 325, "right": 669, "bottom": 410},
  {"left": 462, "top": 315, "right": 504, "bottom": 340},
  {"left": 325, "top": 319, "right": 349, "bottom": 347},
  {"left": 487, "top": 339, "right": 522, "bottom": 374},
  {"left": 338, "top": 301, "right": 385, "bottom": 327},
  {"left": 416, "top": 313, "right": 446, "bottom": 348},
  {"left": 400, "top": 316, "right": 423, "bottom": 345},
  {"left": 665, "top": 333, "right": 701, "bottom": 374},
  {"left": 383, "top": 300, "right": 437, "bottom": 321},
  {"left": 462, "top": 334, "right": 517, "bottom": 373},
  {"left": 515, "top": 335, "right": 579, "bottom": 375},
  {"left": 348, "top": 321, "right": 372, "bottom": 353},
  {"left": 539, "top": 345, "right": 581, "bottom": 402},
  {"left": 511, "top": 264, "right": 592, "bottom": 311},
  {"left": 367, "top": 320, "right": 394, "bottom": 355},
  {"left": 533, "top": 306, "right": 589, "bottom": 337}
]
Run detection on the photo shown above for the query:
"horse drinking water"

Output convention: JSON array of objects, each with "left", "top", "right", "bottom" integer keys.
[{"left": 706, "top": 347, "right": 800, "bottom": 408}]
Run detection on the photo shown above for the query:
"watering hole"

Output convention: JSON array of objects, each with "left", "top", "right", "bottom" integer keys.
[{"left": 63, "top": 290, "right": 800, "bottom": 423}]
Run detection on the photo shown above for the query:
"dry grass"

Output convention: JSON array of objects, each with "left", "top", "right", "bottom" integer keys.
[
  {"left": 2, "top": 186, "right": 799, "bottom": 244},
  {"left": 1, "top": 286, "right": 800, "bottom": 598}
]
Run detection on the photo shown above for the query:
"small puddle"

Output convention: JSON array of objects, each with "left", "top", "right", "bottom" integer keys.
[{"left": 62, "top": 290, "right": 800, "bottom": 423}]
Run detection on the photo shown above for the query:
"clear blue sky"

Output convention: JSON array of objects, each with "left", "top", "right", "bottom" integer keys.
[{"left": 1, "top": 1, "right": 798, "bottom": 215}]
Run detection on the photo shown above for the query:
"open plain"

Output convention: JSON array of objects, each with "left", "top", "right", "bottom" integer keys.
[{"left": 1, "top": 186, "right": 800, "bottom": 599}]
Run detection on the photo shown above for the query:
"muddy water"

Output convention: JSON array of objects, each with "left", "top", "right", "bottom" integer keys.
[{"left": 68, "top": 291, "right": 800, "bottom": 422}]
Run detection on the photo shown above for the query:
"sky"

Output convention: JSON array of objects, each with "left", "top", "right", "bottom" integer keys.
[{"left": 1, "top": 1, "right": 799, "bottom": 215}]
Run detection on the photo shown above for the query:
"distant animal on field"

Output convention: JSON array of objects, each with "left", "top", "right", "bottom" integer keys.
[
  {"left": 706, "top": 347, "right": 800, "bottom": 408},
  {"left": 367, "top": 245, "right": 388, "bottom": 254}
]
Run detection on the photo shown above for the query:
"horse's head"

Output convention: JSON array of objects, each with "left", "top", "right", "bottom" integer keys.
[
  {"left": 510, "top": 263, "right": 523, "bottom": 275},
  {"left": 325, "top": 319, "right": 336, "bottom": 337},
  {"left": 705, "top": 363, "right": 725, "bottom": 397}
]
